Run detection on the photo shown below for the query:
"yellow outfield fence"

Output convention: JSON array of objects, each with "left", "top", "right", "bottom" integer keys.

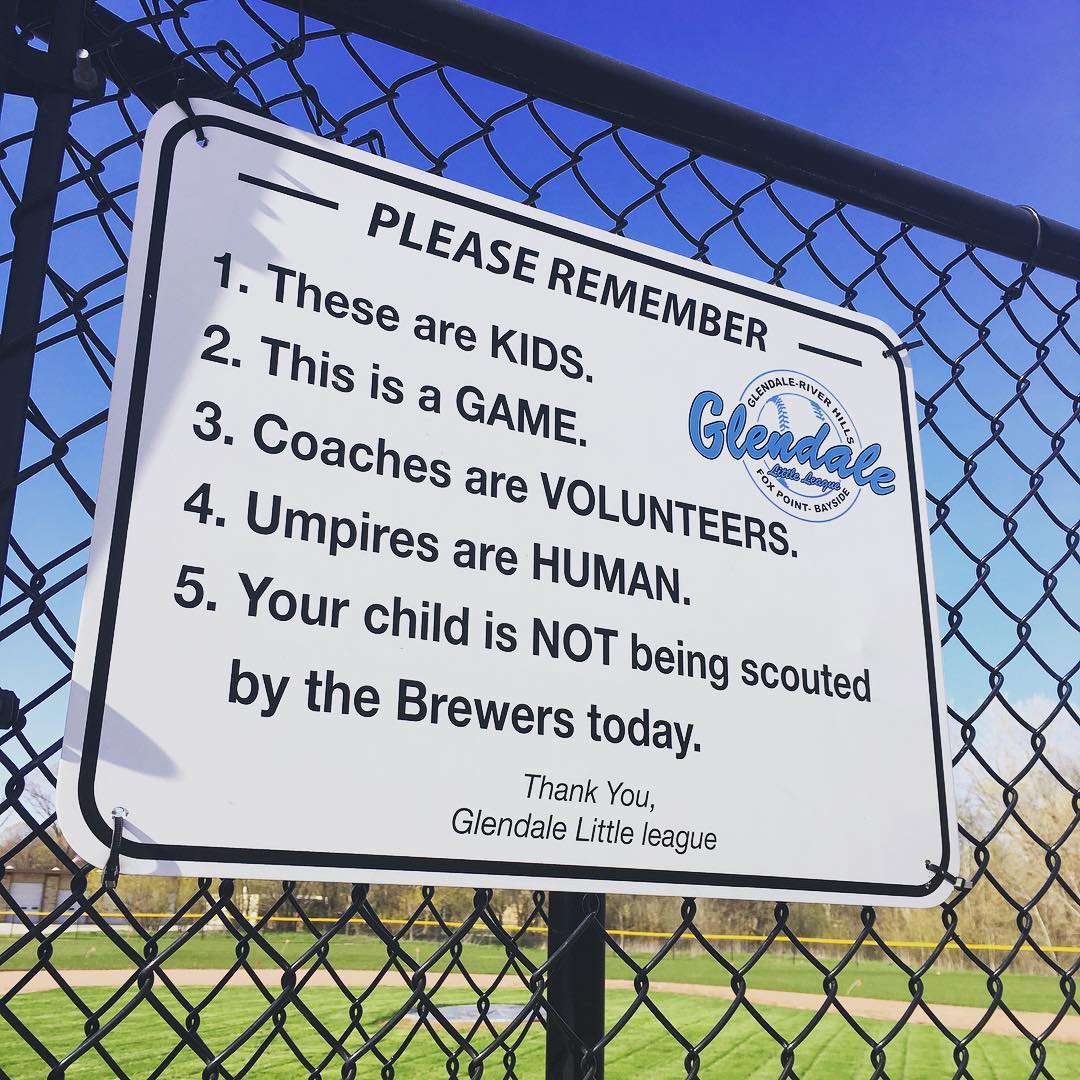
[{"left": 6, "top": 911, "right": 1078, "bottom": 956}]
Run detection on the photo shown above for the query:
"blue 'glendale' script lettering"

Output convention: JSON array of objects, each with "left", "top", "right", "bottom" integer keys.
[{"left": 688, "top": 391, "right": 897, "bottom": 495}]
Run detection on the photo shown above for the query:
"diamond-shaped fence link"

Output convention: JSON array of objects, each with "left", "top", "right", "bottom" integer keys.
[{"left": 0, "top": 2, "right": 1077, "bottom": 1078}]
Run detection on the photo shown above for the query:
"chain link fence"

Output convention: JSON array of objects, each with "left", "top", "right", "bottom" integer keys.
[{"left": 1, "top": 1, "right": 1077, "bottom": 1077}]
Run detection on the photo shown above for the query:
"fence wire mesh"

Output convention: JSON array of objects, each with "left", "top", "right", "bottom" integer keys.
[{"left": 0, "top": 2, "right": 1077, "bottom": 1078}]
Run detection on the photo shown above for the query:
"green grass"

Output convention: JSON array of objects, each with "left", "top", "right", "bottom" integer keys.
[
  {"left": 2, "top": 929, "right": 1069, "bottom": 1014},
  {"left": 2, "top": 986, "right": 1074, "bottom": 1079}
]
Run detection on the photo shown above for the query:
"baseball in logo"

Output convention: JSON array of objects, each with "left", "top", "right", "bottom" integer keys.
[{"left": 688, "top": 369, "right": 897, "bottom": 523}]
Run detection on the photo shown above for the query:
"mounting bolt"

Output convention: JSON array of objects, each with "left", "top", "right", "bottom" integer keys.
[{"left": 72, "top": 47, "right": 101, "bottom": 96}]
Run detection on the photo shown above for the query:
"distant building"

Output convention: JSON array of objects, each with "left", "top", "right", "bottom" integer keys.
[{"left": 3, "top": 857, "right": 83, "bottom": 924}]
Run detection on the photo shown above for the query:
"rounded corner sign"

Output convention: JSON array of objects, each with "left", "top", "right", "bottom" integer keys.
[{"left": 57, "top": 99, "right": 958, "bottom": 907}]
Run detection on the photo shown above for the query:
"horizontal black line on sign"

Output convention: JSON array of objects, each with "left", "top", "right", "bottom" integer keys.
[
  {"left": 237, "top": 172, "right": 339, "bottom": 209},
  {"left": 798, "top": 342, "right": 862, "bottom": 367}
]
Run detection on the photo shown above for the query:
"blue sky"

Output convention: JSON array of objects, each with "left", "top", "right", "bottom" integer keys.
[
  {"left": 1, "top": 0, "right": 1075, "bottom": 802},
  {"left": 469, "top": 0, "right": 1079, "bottom": 224}
]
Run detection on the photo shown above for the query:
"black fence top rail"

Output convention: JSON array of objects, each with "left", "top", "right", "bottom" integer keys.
[
  {"left": 26, "top": 0, "right": 1080, "bottom": 280},
  {"left": 270, "top": 0, "right": 1079, "bottom": 281}
]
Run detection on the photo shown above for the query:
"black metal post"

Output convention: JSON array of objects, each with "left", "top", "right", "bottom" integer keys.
[
  {"left": 546, "top": 891, "right": 605, "bottom": 1080},
  {"left": 0, "top": 0, "right": 85, "bottom": 598}
]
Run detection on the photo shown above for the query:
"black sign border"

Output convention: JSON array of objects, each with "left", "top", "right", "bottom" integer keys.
[{"left": 77, "top": 111, "right": 951, "bottom": 898}]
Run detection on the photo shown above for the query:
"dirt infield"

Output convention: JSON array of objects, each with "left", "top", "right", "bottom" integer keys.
[{"left": 1, "top": 968, "right": 1076, "bottom": 1043}]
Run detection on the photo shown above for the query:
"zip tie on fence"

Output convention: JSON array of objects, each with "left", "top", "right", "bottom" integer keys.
[
  {"left": 883, "top": 340, "right": 923, "bottom": 361},
  {"left": 925, "top": 859, "right": 973, "bottom": 893},
  {"left": 174, "top": 79, "right": 208, "bottom": 146},
  {"left": 102, "top": 807, "right": 128, "bottom": 889},
  {"left": 0, "top": 688, "right": 20, "bottom": 729},
  {"left": 1017, "top": 204, "right": 1044, "bottom": 270},
  {"left": 1002, "top": 204, "right": 1045, "bottom": 301},
  {"left": 350, "top": 128, "right": 387, "bottom": 156}
]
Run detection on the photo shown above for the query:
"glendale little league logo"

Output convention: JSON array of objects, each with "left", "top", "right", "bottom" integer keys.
[
  {"left": 688, "top": 369, "right": 897, "bottom": 523},
  {"left": 745, "top": 371, "right": 863, "bottom": 521}
]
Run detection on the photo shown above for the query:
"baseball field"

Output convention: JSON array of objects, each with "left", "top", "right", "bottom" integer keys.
[{"left": 3, "top": 931, "right": 1076, "bottom": 1078}]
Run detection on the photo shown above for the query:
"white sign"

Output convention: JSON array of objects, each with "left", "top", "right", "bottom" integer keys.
[{"left": 59, "top": 101, "right": 957, "bottom": 905}]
